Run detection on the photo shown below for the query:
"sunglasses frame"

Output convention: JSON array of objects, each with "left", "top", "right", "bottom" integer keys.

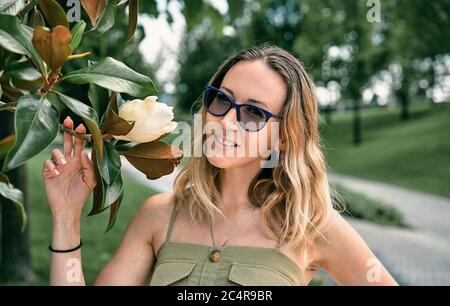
[{"left": 203, "top": 85, "right": 282, "bottom": 132}]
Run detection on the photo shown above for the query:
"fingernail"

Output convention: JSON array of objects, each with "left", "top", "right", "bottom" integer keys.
[
  {"left": 60, "top": 158, "right": 67, "bottom": 165},
  {"left": 53, "top": 169, "right": 60, "bottom": 175},
  {"left": 65, "top": 116, "right": 70, "bottom": 120}
]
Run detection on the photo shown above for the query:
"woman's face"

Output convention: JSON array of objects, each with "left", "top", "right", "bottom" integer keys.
[{"left": 205, "top": 60, "right": 287, "bottom": 169}]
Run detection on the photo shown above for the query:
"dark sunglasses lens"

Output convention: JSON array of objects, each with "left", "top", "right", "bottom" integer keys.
[
  {"left": 206, "top": 89, "right": 231, "bottom": 116},
  {"left": 240, "top": 105, "right": 267, "bottom": 131}
]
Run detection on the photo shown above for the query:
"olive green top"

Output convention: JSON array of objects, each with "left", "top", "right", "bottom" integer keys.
[{"left": 148, "top": 201, "right": 303, "bottom": 286}]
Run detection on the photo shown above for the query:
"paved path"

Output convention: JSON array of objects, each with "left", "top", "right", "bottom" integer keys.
[
  {"left": 328, "top": 173, "right": 450, "bottom": 285},
  {"left": 120, "top": 162, "right": 450, "bottom": 285},
  {"left": 328, "top": 173, "right": 450, "bottom": 241}
]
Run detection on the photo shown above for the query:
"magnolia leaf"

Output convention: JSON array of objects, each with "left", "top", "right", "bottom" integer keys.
[
  {"left": 32, "top": 25, "right": 72, "bottom": 72},
  {"left": 120, "top": 141, "right": 183, "bottom": 180},
  {"left": 126, "top": 0, "right": 138, "bottom": 44},
  {"left": 84, "top": 0, "right": 116, "bottom": 37},
  {"left": 123, "top": 155, "right": 179, "bottom": 180},
  {"left": 0, "top": 14, "right": 46, "bottom": 75},
  {"left": 100, "top": 140, "right": 121, "bottom": 186},
  {"left": 88, "top": 145, "right": 122, "bottom": 217},
  {"left": 101, "top": 92, "right": 135, "bottom": 137},
  {"left": 46, "top": 91, "right": 104, "bottom": 166},
  {"left": 38, "top": 0, "right": 69, "bottom": 28},
  {"left": 80, "top": 0, "right": 106, "bottom": 27},
  {"left": 88, "top": 147, "right": 105, "bottom": 216},
  {"left": 61, "top": 57, "right": 158, "bottom": 98},
  {"left": 0, "top": 0, "right": 27, "bottom": 15},
  {"left": 2, "top": 94, "right": 59, "bottom": 172},
  {"left": 28, "top": 7, "right": 45, "bottom": 28},
  {"left": 103, "top": 171, "right": 123, "bottom": 211},
  {"left": 0, "top": 135, "right": 15, "bottom": 161},
  {"left": 69, "top": 20, "right": 86, "bottom": 50},
  {"left": 0, "top": 180, "right": 27, "bottom": 232},
  {"left": 0, "top": 172, "right": 9, "bottom": 183},
  {"left": 87, "top": 80, "right": 109, "bottom": 126},
  {"left": 105, "top": 190, "right": 123, "bottom": 232},
  {"left": 120, "top": 141, "right": 183, "bottom": 160},
  {"left": 4, "top": 60, "right": 41, "bottom": 81}
]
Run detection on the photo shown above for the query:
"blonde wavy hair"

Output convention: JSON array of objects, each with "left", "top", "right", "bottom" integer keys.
[{"left": 173, "top": 43, "right": 335, "bottom": 263}]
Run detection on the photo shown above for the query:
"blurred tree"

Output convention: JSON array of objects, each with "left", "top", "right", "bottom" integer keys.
[{"left": 383, "top": 0, "right": 450, "bottom": 120}]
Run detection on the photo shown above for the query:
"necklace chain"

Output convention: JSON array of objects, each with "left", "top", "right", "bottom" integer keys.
[{"left": 209, "top": 206, "right": 257, "bottom": 248}]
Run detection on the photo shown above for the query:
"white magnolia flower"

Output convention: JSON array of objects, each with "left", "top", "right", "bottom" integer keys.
[{"left": 112, "top": 96, "right": 177, "bottom": 143}]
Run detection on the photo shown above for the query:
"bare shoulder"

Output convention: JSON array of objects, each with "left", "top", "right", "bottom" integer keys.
[
  {"left": 137, "top": 192, "right": 177, "bottom": 240},
  {"left": 141, "top": 191, "right": 176, "bottom": 217},
  {"left": 310, "top": 209, "right": 359, "bottom": 268}
]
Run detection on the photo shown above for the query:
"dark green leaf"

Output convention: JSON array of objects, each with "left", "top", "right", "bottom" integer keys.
[
  {"left": 69, "top": 20, "right": 86, "bottom": 50},
  {"left": 4, "top": 60, "right": 41, "bottom": 81},
  {"left": 2, "top": 94, "right": 59, "bottom": 172},
  {"left": 88, "top": 82, "right": 109, "bottom": 126},
  {"left": 100, "top": 140, "right": 122, "bottom": 186},
  {"left": 103, "top": 171, "right": 123, "bottom": 211},
  {"left": 126, "top": 0, "right": 139, "bottom": 44},
  {"left": 47, "top": 91, "right": 104, "bottom": 169},
  {"left": 85, "top": 0, "right": 116, "bottom": 37},
  {"left": 0, "top": 14, "right": 46, "bottom": 75},
  {"left": 0, "top": 180, "right": 27, "bottom": 232},
  {"left": 104, "top": 190, "right": 123, "bottom": 232},
  {"left": 0, "top": 135, "right": 15, "bottom": 161},
  {"left": 38, "top": 0, "right": 69, "bottom": 28},
  {"left": 88, "top": 146, "right": 105, "bottom": 216},
  {"left": 101, "top": 92, "right": 135, "bottom": 137},
  {"left": 28, "top": 7, "right": 45, "bottom": 28},
  {"left": 61, "top": 56, "right": 158, "bottom": 98},
  {"left": 0, "top": 0, "right": 27, "bottom": 15}
]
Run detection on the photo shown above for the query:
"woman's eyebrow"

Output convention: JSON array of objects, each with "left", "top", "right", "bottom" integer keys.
[{"left": 221, "top": 86, "right": 269, "bottom": 108}]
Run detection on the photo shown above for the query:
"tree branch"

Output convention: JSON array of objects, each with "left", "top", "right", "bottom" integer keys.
[{"left": 58, "top": 124, "right": 92, "bottom": 141}]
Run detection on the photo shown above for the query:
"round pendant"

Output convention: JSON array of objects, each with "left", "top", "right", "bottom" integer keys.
[{"left": 209, "top": 249, "right": 222, "bottom": 263}]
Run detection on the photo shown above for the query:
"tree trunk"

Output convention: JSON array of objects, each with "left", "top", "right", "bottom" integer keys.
[
  {"left": 398, "top": 85, "right": 410, "bottom": 121},
  {"left": 0, "top": 111, "right": 38, "bottom": 283},
  {"left": 352, "top": 99, "right": 362, "bottom": 145}
]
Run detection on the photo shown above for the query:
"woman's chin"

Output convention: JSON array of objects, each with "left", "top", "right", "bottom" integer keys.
[{"left": 206, "top": 156, "right": 239, "bottom": 169}]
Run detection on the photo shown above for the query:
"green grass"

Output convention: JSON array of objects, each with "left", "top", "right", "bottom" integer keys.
[
  {"left": 2, "top": 151, "right": 158, "bottom": 285},
  {"left": 321, "top": 102, "right": 450, "bottom": 198},
  {"left": 332, "top": 185, "right": 409, "bottom": 228}
]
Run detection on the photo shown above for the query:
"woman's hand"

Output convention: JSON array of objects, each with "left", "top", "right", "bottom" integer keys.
[{"left": 42, "top": 116, "right": 97, "bottom": 219}]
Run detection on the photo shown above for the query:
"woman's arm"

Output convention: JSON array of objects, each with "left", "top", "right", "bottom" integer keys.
[
  {"left": 50, "top": 195, "right": 163, "bottom": 286},
  {"left": 316, "top": 210, "right": 399, "bottom": 286},
  {"left": 93, "top": 197, "right": 159, "bottom": 285}
]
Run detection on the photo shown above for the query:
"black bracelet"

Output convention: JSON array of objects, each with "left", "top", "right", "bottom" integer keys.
[{"left": 49, "top": 240, "right": 83, "bottom": 253}]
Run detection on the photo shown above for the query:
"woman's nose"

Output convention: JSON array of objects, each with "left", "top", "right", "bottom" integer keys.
[{"left": 219, "top": 107, "right": 239, "bottom": 131}]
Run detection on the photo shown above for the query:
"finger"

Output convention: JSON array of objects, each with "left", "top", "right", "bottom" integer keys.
[
  {"left": 73, "top": 123, "right": 86, "bottom": 158},
  {"left": 63, "top": 116, "right": 74, "bottom": 159},
  {"left": 80, "top": 150, "right": 96, "bottom": 188},
  {"left": 43, "top": 159, "right": 60, "bottom": 177},
  {"left": 51, "top": 148, "right": 67, "bottom": 166}
]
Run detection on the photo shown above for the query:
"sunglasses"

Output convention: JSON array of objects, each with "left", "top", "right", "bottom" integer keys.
[{"left": 203, "top": 85, "right": 282, "bottom": 132}]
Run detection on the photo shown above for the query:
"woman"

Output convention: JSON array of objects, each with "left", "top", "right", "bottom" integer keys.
[{"left": 43, "top": 44, "right": 398, "bottom": 286}]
